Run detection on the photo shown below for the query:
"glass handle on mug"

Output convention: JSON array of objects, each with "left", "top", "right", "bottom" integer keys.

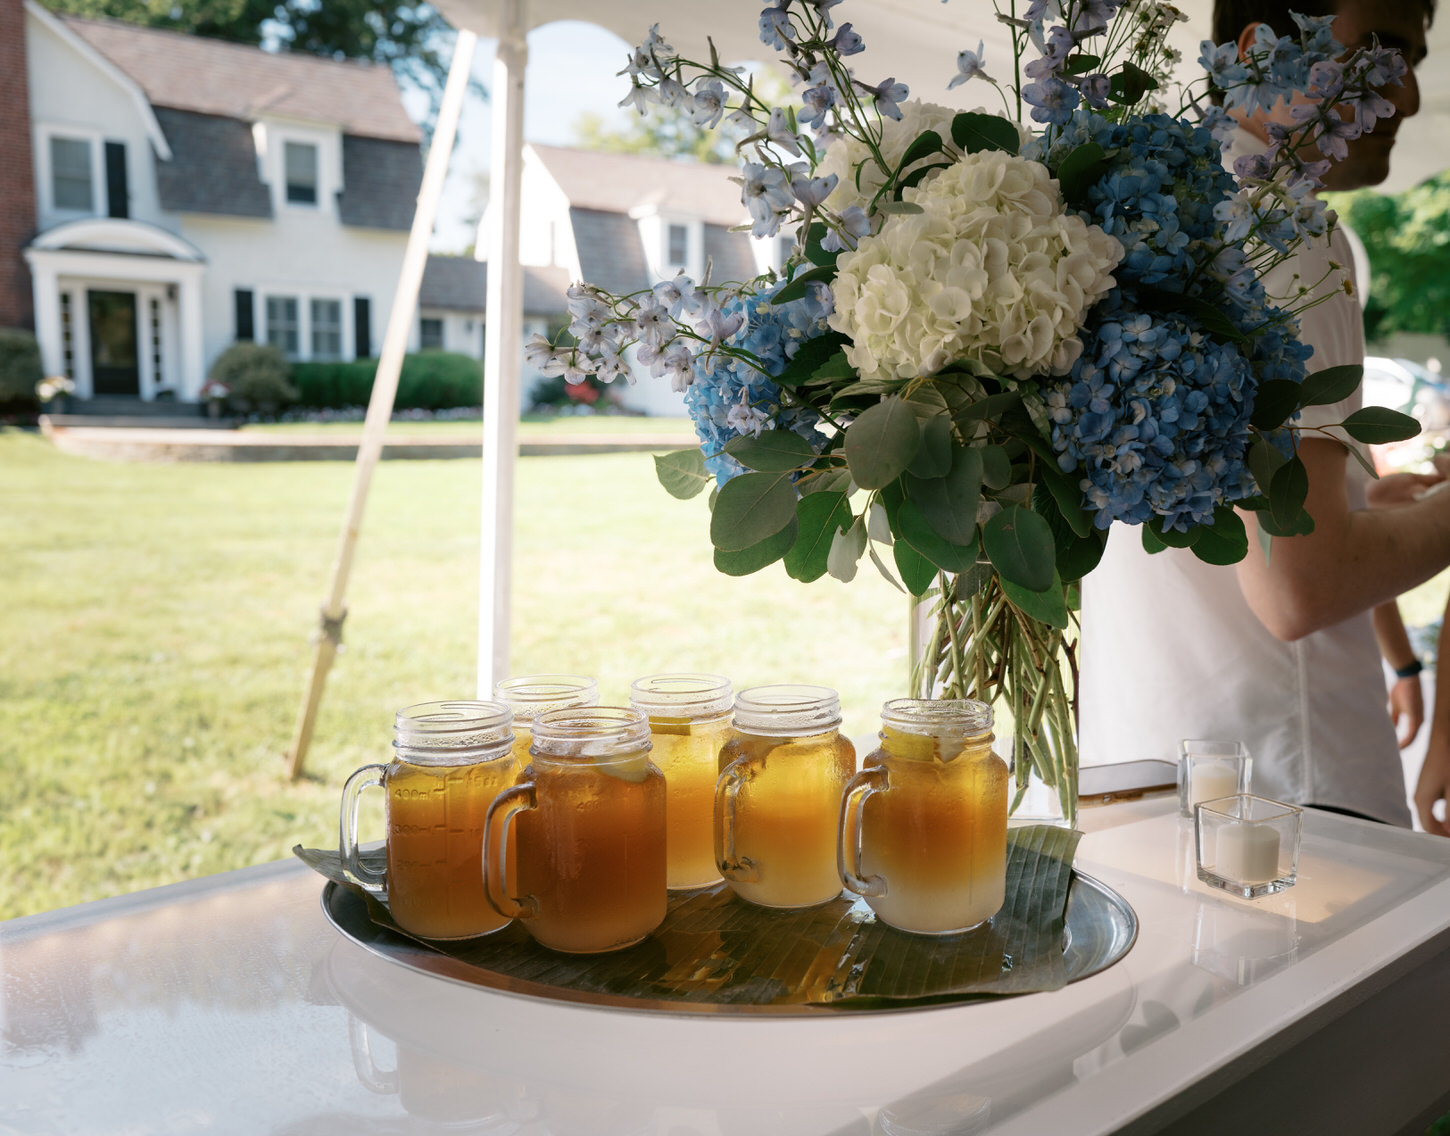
[
  {"left": 339, "top": 763, "right": 388, "bottom": 896},
  {"left": 839, "top": 767, "right": 888, "bottom": 898},
  {"left": 714, "top": 758, "right": 759, "bottom": 883},
  {"left": 484, "top": 782, "right": 539, "bottom": 920}
]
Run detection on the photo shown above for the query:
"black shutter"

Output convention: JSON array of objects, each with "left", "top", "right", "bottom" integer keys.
[
  {"left": 354, "top": 296, "right": 372, "bottom": 359},
  {"left": 234, "top": 289, "right": 255, "bottom": 341},
  {"left": 104, "top": 141, "right": 128, "bottom": 218}
]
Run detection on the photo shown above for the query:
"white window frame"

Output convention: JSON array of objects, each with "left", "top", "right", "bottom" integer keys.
[
  {"left": 261, "top": 122, "right": 340, "bottom": 217},
  {"left": 35, "top": 124, "right": 104, "bottom": 223},
  {"left": 258, "top": 287, "right": 352, "bottom": 362},
  {"left": 309, "top": 297, "right": 344, "bottom": 360},
  {"left": 284, "top": 140, "right": 320, "bottom": 208}
]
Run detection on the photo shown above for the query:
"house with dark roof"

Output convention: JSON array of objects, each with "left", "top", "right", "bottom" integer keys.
[
  {"left": 505, "top": 143, "right": 780, "bottom": 415},
  {"left": 16, "top": 2, "right": 432, "bottom": 404},
  {"left": 416, "top": 254, "right": 570, "bottom": 361}
]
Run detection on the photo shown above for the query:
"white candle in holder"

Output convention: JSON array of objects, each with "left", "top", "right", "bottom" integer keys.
[
  {"left": 1190, "top": 760, "right": 1240, "bottom": 807},
  {"left": 1215, "top": 821, "right": 1280, "bottom": 884}
]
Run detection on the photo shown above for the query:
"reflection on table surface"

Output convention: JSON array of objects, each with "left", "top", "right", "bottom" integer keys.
[{"left": 3, "top": 798, "right": 1448, "bottom": 1135}]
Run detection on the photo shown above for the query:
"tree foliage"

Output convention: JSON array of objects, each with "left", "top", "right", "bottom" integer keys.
[
  {"left": 1331, "top": 173, "right": 1450, "bottom": 340},
  {"left": 43, "top": 0, "right": 467, "bottom": 112}
]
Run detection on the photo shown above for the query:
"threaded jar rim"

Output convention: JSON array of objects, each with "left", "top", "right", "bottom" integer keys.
[
  {"left": 530, "top": 705, "right": 652, "bottom": 760},
  {"left": 392, "top": 700, "right": 515, "bottom": 764},
  {"left": 880, "top": 697, "right": 993, "bottom": 737},
  {"left": 630, "top": 673, "right": 733, "bottom": 719},
  {"left": 494, "top": 674, "right": 599, "bottom": 724},
  {"left": 732, "top": 684, "right": 842, "bottom": 735}
]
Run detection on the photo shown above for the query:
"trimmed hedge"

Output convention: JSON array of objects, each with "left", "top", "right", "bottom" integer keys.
[
  {"left": 291, "top": 351, "right": 482, "bottom": 410},
  {"left": 0, "top": 328, "right": 43, "bottom": 408}
]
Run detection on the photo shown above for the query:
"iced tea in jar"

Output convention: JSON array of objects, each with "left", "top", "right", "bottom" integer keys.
[
  {"left": 484, "top": 706, "right": 667, "bottom": 953},
  {"left": 840, "top": 698, "right": 1008, "bottom": 934},
  {"left": 715, "top": 684, "right": 856, "bottom": 909},
  {"left": 494, "top": 674, "right": 599, "bottom": 769},
  {"left": 339, "top": 700, "right": 517, "bottom": 941},
  {"left": 630, "top": 673, "right": 732, "bottom": 891}
]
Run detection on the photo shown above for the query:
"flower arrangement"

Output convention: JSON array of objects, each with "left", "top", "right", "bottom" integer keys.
[
  {"left": 527, "top": 0, "right": 1420, "bottom": 823},
  {"left": 35, "top": 375, "right": 75, "bottom": 405}
]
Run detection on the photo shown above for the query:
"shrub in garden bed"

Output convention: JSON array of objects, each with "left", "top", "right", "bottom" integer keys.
[
  {"left": 209, "top": 342, "right": 298, "bottom": 417},
  {"left": 0, "top": 328, "right": 43, "bottom": 413},
  {"left": 291, "top": 352, "right": 482, "bottom": 410}
]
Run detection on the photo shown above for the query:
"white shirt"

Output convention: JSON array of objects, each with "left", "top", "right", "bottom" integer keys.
[{"left": 1079, "top": 172, "right": 1411, "bottom": 826}]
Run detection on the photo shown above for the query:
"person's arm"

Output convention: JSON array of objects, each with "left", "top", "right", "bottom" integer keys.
[
  {"left": 1373, "top": 600, "right": 1424, "bottom": 748},
  {"left": 1415, "top": 613, "right": 1450, "bottom": 836},
  {"left": 1236, "top": 437, "right": 1450, "bottom": 640}
]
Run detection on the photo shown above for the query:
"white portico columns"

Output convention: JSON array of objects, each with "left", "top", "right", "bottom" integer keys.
[
  {"left": 477, "top": 0, "right": 528, "bottom": 696},
  {"left": 28, "top": 260, "right": 63, "bottom": 378}
]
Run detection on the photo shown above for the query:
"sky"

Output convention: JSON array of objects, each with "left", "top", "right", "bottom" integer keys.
[{"left": 410, "top": 21, "right": 640, "bottom": 254}]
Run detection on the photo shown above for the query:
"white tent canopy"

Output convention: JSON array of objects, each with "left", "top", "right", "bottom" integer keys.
[{"left": 432, "top": 0, "right": 1450, "bottom": 694}]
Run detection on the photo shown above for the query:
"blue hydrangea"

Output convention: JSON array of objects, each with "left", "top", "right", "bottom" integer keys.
[{"left": 685, "top": 283, "right": 832, "bottom": 485}]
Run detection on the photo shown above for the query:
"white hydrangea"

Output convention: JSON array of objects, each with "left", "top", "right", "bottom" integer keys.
[
  {"left": 828, "top": 151, "right": 1123, "bottom": 382},
  {"left": 818, "top": 100, "right": 960, "bottom": 216}
]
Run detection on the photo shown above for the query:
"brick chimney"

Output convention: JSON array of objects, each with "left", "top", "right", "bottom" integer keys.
[{"left": 0, "top": 0, "right": 36, "bottom": 330}]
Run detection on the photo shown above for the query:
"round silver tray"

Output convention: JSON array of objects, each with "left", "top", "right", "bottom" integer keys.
[{"left": 320, "top": 871, "right": 1136, "bottom": 1016}]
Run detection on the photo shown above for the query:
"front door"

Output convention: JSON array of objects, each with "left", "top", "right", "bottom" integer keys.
[{"left": 88, "top": 290, "right": 140, "bottom": 396}]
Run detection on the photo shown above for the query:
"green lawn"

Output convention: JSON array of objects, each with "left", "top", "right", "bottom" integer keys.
[{"left": 0, "top": 427, "right": 906, "bottom": 919}]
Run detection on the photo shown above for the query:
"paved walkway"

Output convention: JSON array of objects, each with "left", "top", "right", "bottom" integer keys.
[{"left": 40, "top": 419, "right": 696, "bottom": 462}]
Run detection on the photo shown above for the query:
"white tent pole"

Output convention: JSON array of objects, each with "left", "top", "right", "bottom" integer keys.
[
  {"left": 285, "top": 29, "right": 479, "bottom": 780},
  {"left": 477, "top": 0, "right": 528, "bottom": 697}
]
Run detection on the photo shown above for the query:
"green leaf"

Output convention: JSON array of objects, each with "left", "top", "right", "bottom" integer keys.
[
  {"left": 951, "top": 112, "right": 1020, "bottom": 155},
  {"left": 785, "top": 491, "right": 852, "bottom": 583},
  {"left": 1057, "top": 528, "right": 1108, "bottom": 581},
  {"left": 907, "top": 413, "right": 953, "bottom": 478},
  {"left": 811, "top": 351, "right": 857, "bottom": 382},
  {"left": 1054, "top": 142, "right": 1108, "bottom": 205},
  {"left": 724, "top": 429, "right": 819, "bottom": 472},
  {"left": 983, "top": 505, "right": 1055, "bottom": 592},
  {"left": 898, "top": 161, "right": 953, "bottom": 193},
  {"left": 1147, "top": 517, "right": 1200, "bottom": 549},
  {"left": 893, "top": 538, "right": 938, "bottom": 596},
  {"left": 1039, "top": 461, "right": 1091, "bottom": 538},
  {"left": 1190, "top": 507, "right": 1249, "bottom": 566},
  {"left": 798, "top": 466, "right": 852, "bottom": 496},
  {"left": 905, "top": 443, "right": 983, "bottom": 546},
  {"left": 1246, "top": 436, "right": 1287, "bottom": 496},
  {"left": 1257, "top": 508, "right": 1315, "bottom": 538},
  {"left": 1342, "top": 406, "right": 1422, "bottom": 444},
  {"left": 709, "top": 471, "right": 798, "bottom": 551},
  {"left": 1141, "top": 525, "right": 1168, "bottom": 554},
  {"left": 803, "top": 221, "right": 837, "bottom": 268},
  {"left": 1269, "top": 456, "right": 1308, "bottom": 530},
  {"left": 1002, "top": 573, "right": 1070, "bottom": 630},
  {"left": 714, "top": 520, "right": 797, "bottom": 577},
  {"left": 1107, "top": 60, "right": 1158, "bottom": 105},
  {"left": 1250, "top": 379, "right": 1304, "bottom": 431},
  {"left": 654, "top": 448, "right": 710, "bottom": 500},
  {"left": 897, "top": 499, "right": 980, "bottom": 574},
  {"left": 844, "top": 396, "right": 921, "bottom": 489},
  {"left": 831, "top": 377, "right": 903, "bottom": 401},
  {"left": 899, "top": 129, "right": 946, "bottom": 169},
  {"left": 980, "top": 444, "right": 1012, "bottom": 491},
  {"left": 877, "top": 200, "right": 925, "bottom": 215},
  {"left": 954, "top": 390, "right": 1022, "bottom": 425},
  {"left": 775, "top": 332, "right": 850, "bottom": 388},
  {"left": 772, "top": 264, "right": 836, "bottom": 305},
  {"left": 1297, "top": 364, "right": 1363, "bottom": 407},
  {"left": 1063, "top": 53, "right": 1102, "bottom": 76}
]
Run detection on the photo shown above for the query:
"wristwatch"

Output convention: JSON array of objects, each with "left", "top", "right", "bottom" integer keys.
[{"left": 1395, "top": 659, "right": 1425, "bottom": 680}]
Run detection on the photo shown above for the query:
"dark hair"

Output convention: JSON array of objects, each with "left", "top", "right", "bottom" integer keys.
[{"left": 1212, "top": 0, "right": 1435, "bottom": 46}]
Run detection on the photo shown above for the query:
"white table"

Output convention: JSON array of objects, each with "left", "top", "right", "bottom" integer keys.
[{"left": 4, "top": 796, "right": 1449, "bottom": 1135}]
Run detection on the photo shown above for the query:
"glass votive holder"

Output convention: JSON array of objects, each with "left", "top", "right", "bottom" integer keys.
[
  {"left": 1178, "top": 739, "right": 1252, "bottom": 818},
  {"left": 1195, "top": 794, "right": 1302, "bottom": 899}
]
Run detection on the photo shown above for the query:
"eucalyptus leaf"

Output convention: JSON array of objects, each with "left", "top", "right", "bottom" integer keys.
[
  {"left": 832, "top": 377, "right": 903, "bottom": 401},
  {"left": 1002, "top": 573, "right": 1070, "bottom": 630},
  {"left": 724, "top": 429, "right": 819, "bottom": 472},
  {"left": 827, "top": 515, "right": 868, "bottom": 582},
  {"left": 1190, "top": 507, "right": 1249, "bottom": 566},
  {"left": 1141, "top": 525, "right": 1168, "bottom": 554},
  {"left": 804, "top": 221, "right": 837, "bottom": 267},
  {"left": 1064, "top": 52, "right": 1102, "bottom": 75},
  {"left": 1256, "top": 505, "right": 1315, "bottom": 538},
  {"left": 893, "top": 538, "right": 938, "bottom": 596},
  {"left": 1107, "top": 60, "right": 1158, "bottom": 104},
  {"left": 983, "top": 505, "right": 1055, "bottom": 592},
  {"left": 951, "top": 111, "right": 1020, "bottom": 154},
  {"left": 1341, "top": 406, "right": 1422, "bottom": 444},
  {"left": 785, "top": 492, "right": 853, "bottom": 583},
  {"left": 714, "top": 520, "right": 798, "bottom": 577},
  {"left": 898, "top": 161, "right": 953, "bottom": 193},
  {"left": 1249, "top": 379, "right": 1303, "bottom": 430},
  {"left": 868, "top": 542, "right": 907, "bottom": 593},
  {"left": 905, "top": 443, "right": 983, "bottom": 546},
  {"left": 1039, "top": 461, "right": 1091, "bottom": 538},
  {"left": 908, "top": 414, "right": 954, "bottom": 478},
  {"left": 709, "top": 470, "right": 798, "bottom": 551},
  {"left": 1054, "top": 142, "right": 1108, "bottom": 205},
  {"left": 772, "top": 264, "right": 836, "bottom": 305},
  {"left": 1269, "top": 456, "right": 1308, "bottom": 530},
  {"left": 1297, "top": 364, "right": 1362, "bottom": 407},
  {"left": 899, "top": 129, "right": 946, "bottom": 169},
  {"left": 954, "top": 390, "right": 1022, "bottom": 425},
  {"left": 811, "top": 351, "right": 858, "bottom": 382},
  {"left": 654, "top": 448, "right": 710, "bottom": 500},
  {"left": 776, "top": 332, "right": 850, "bottom": 388},
  {"left": 1246, "top": 436, "right": 1287, "bottom": 496},
  {"left": 798, "top": 466, "right": 853, "bottom": 496},
  {"left": 898, "top": 499, "right": 980, "bottom": 574},
  {"left": 980, "top": 444, "right": 1013, "bottom": 491},
  {"left": 1056, "top": 528, "right": 1108, "bottom": 581},
  {"left": 845, "top": 396, "right": 922, "bottom": 489},
  {"left": 878, "top": 200, "right": 925, "bottom": 215},
  {"left": 903, "top": 384, "right": 950, "bottom": 418},
  {"left": 1147, "top": 517, "right": 1199, "bottom": 549}
]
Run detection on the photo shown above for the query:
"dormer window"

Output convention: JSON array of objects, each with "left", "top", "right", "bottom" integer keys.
[
  {"left": 50, "top": 135, "right": 95, "bottom": 212},
  {"left": 667, "top": 223, "right": 689, "bottom": 271},
  {"left": 284, "top": 141, "right": 319, "bottom": 205}
]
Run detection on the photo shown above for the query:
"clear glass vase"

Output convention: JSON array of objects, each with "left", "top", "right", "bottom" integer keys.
[{"left": 909, "top": 568, "right": 1079, "bottom": 829}]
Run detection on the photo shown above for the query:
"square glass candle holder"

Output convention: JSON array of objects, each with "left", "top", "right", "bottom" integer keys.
[
  {"left": 1178, "top": 740, "right": 1252, "bottom": 818},
  {"left": 1195, "top": 795, "right": 1302, "bottom": 899}
]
